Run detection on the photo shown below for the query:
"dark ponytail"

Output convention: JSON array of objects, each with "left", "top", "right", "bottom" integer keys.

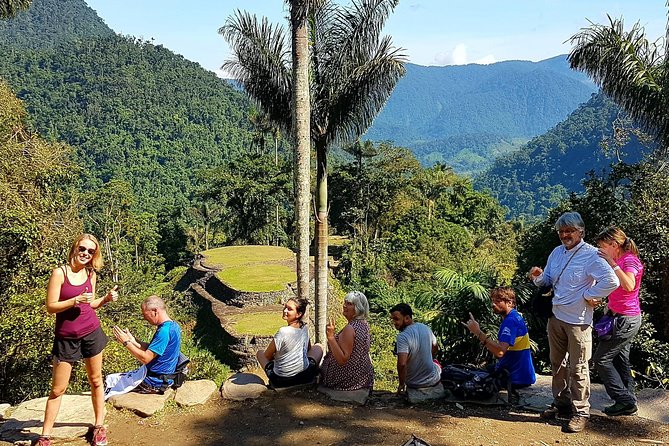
[{"left": 287, "top": 298, "right": 309, "bottom": 326}]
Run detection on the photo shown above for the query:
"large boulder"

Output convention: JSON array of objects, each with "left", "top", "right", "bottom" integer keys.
[
  {"left": 407, "top": 383, "right": 445, "bottom": 403},
  {"left": 0, "top": 395, "right": 94, "bottom": 442},
  {"left": 221, "top": 372, "right": 267, "bottom": 400},
  {"left": 317, "top": 386, "right": 370, "bottom": 405},
  {"left": 108, "top": 389, "right": 174, "bottom": 417},
  {"left": 637, "top": 388, "right": 669, "bottom": 424},
  {"left": 174, "top": 380, "right": 217, "bottom": 407}
]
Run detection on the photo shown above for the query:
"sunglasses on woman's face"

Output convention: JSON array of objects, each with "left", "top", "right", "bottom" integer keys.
[{"left": 77, "top": 246, "right": 96, "bottom": 255}]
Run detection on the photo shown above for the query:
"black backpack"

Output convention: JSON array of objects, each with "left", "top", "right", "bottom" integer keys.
[
  {"left": 440, "top": 364, "right": 501, "bottom": 400},
  {"left": 146, "top": 352, "right": 190, "bottom": 394}
]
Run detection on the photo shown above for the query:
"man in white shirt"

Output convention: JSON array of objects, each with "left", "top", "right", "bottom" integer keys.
[
  {"left": 529, "top": 211, "right": 619, "bottom": 433},
  {"left": 390, "top": 303, "right": 441, "bottom": 392}
]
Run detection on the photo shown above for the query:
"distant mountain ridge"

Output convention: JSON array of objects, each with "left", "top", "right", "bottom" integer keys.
[
  {"left": 366, "top": 58, "right": 598, "bottom": 172},
  {"left": 474, "top": 93, "right": 652, "bottom": 220}
]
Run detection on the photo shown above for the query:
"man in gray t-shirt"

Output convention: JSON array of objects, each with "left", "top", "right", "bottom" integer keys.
[{"left": 390, "top": 303, "right": 441, "bottom": 391}]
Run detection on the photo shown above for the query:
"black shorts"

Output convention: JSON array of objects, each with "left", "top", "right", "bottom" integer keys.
[
  {"left": 52, "top": 326, "right": 108, "bottom": 363},
  {"left": 265, "top": 357, "right": 318, "bottom": 388}
]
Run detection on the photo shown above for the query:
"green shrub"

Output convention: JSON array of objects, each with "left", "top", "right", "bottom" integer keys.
[{"left": 369, "top": 314, "right": 398, "bottom": 391}]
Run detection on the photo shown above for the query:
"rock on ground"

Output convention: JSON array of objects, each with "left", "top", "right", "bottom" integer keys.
[
  {"left": 637, "top": 388, "right": 669, "bottom": 424},
  {"left": 221, "top": 372, "right": 267, "bottom": 401},
  {"left": 317, "top": 385, "right": 370, "bottom": 405},
  {"left": 0, "top": 395, "right": 95, "bottom": 443},
  {"left": 174, "top": 380, "right": 217, "bottom": 407},
  {"left": 0, "top": 404, "right": 10, "bottom": 420},
  {"left": 407, "top": 383, "right": 445, "bottom": 403},
  {"left": 109, "top": 389, "right": 174, "bottom": 418}
]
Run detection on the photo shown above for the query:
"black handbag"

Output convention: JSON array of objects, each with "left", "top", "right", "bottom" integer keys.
[
  {"left": 531, "top": 244, "right": 584, "bottom": 319},
  {"left": 531, "top": 285, "right": 555, "bottom": 319}
]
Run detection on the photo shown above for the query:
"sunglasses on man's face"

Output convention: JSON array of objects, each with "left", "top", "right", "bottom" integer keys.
[{"left": 77, "top": 246, "right": 96, "bottom": 256}]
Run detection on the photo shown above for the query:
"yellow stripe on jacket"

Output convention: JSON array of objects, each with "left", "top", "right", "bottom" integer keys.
[{"left": 507, "top": 333, "right": 530, "bottom": 351}]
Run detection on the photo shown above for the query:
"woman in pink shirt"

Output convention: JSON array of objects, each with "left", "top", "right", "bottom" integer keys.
[
  {"left": 37, "top": 234, "right": 118, "bottom": 446},
  {"left": 593, "top": 227, "right": 643, "bottom": 417}
]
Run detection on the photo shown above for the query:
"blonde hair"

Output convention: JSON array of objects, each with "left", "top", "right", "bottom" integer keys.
[
  {"left": 595, "top": 227, "right": 639, "bottom": 257},
  {"left": 68, "top": 233, "right": 103, "bottom": 271}
]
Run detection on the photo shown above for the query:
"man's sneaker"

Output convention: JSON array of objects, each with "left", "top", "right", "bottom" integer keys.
[
  {"left": 92, "top": 425, "right": 108, "bottom": 446},
  {"left": 35, "top": 437, "right": 52, "bottom": 446},
  {"left": 604, "top": 402, "right": 638, "bottom": 416},
  {"left": 540, "top": 404, "right": 573, "bottom": 420},
  {"left": 565, "top": 415, "right": 588, "bottom": 433}
]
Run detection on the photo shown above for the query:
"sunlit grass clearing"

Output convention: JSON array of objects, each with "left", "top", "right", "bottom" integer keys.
[
  {"left": 202, "top": 245, "right": 294, "bottom": 268},
  {"left": 227, "top": 312, "right": 285, "bottom": 336},
  {"left": 216, "top": 264, "right": 296, "bottom": 292}
]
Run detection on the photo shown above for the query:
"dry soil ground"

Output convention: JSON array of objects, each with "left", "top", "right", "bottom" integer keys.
[{"left": 9, "top": 389, "right": 668, "bottom": 446}]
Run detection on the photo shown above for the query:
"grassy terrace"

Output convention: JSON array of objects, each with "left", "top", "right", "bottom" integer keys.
[
  {"left": 226, "top": 312, "right": 284, "bottom": 336},
  {"left": 201, "top": 245, "right": 296, "bottom": 292}
]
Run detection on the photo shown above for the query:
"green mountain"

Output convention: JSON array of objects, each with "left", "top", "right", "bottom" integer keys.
[
  {"left": 0, "top": 0, "right": 252, "bottom": 211},
  {"left": 366, "top": 58, "right": 598, "bottom": 172},
  {"left": 474, "top": 93, "right": 652, "bottom": 220},
  {"left": 0, "top": 0, "right": 112, "bottom": 48}
]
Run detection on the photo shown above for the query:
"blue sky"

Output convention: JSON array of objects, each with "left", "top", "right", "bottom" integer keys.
[{"left": 85, "top": 0, "right": 666, "bottom": 76}]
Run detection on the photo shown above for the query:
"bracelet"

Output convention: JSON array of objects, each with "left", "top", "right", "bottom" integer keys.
[
  {"left": 612, "top": 265, "right": 621, "bottom": 271},
  {"left": 123, "top": 340, "right": 129, "bottom": 346},
  {"left": 481, "top": 334, "right": 490, "bottom": 345}
]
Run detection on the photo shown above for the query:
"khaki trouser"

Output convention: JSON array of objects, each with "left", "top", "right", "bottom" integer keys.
[{"left": 547, "top": 316, "right": 592, "bottom": 416}]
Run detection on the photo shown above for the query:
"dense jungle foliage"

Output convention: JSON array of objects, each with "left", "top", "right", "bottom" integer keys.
[{"left": 475, "top": 94, "right": 652, "bottom": 220}]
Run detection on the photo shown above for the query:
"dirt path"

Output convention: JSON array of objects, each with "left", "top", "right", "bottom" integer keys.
[{"left": 20, "top": 390, "right": 669, "bottom": 446}]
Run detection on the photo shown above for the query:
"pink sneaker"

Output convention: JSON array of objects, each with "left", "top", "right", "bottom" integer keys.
[
  {"left": 36, "top": 437, "right": 52, "bottom": 446},
  {"left": 92, "top": 425, "right": 107, "bottom": 446}
]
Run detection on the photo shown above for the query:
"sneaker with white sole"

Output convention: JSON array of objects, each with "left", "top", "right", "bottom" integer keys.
[{"left": 92, "top": 425, "right": 108, "bottom": 446}]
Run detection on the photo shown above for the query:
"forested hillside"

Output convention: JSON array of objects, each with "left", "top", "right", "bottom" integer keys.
[
  {"left": 0, "top": 0, "right": 112, "bottom": 48},
  {"left": 0, "top": 0, "right": 253, "bottom": 212},
  {"left": 474, "top": 93, "right": 652, "bottom": 220},
  {"left": 365, "top": 57, "right": 597, "bottom": 171}
]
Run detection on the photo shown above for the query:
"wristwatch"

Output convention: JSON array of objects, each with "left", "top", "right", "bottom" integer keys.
[{"left": 123, "top": 340, "right": 129, "bottom": 346}]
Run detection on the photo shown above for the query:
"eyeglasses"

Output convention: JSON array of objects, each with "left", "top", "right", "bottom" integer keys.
[
  {"left": 557, "top": 228, "right": 579, "bottom": 236},
  {"left": 77, "top": 246, "right": 96, "bottom": 255}
]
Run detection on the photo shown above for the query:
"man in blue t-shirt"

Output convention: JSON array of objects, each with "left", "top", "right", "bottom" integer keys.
[
  {"left": 113, "top": 295, "right": 182, "bottom": 393},
  {"left": 463, "top": 287, "right": 536, "bottom": 404}
]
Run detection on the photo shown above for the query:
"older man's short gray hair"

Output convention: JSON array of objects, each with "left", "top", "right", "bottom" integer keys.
[
  {"left": 344, "top": 291, "right": 369, "bottom": 320},
  {"left": 142, "top": 295, "right": 166, "bottom": 311},
  {"left": 555, "top": 211, "right": 585, "bottom": 232}
]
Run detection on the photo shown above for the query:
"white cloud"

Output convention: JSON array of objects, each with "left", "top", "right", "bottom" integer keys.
[
  {"left": 474, "top": 54, "right": 497, "bottom": 65},
  {"left": 432, "top": 44, "right": 498, "bottom": 66},
  {"left": 434, "top": 43, "right": 469, "bottom": 65}
]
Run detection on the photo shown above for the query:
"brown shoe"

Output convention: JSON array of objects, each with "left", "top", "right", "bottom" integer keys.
[
  {"left": 565, "top": 415, "right": 587, "bottom": 433},
  {"left": 540, "top": 405, "right": 573, "bottom": 420}
]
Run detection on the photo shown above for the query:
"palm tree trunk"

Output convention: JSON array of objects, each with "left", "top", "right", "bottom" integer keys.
[
  {"left": 315, "top": 142, "right": 328, "bottom": 344},
  {"left": 291, "top": 0, "right": 311, "bottom": 303}
]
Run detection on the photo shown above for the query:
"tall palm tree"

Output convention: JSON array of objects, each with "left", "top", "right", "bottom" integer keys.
[
  {"left": 0, "top": 0, "right": 31, "bottom": 18},
  {"left": 290, "top": 0, "right": 313, "bottom": 312},
  {"left": 220, "top": 0, "right": 406, "bottom": 342},
  {"left": 568, "top": 6, "right": 669, "bottom": 152}
]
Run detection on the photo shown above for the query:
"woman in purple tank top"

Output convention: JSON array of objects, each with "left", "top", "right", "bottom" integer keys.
[{"left": 37, "top": 234, "right": 118, "bottom": 446}]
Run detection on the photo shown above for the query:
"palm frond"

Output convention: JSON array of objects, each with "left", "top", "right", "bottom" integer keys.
[
  {"left": 0, "top": 0, "right": 32, "bottom": 18},
  {"left": 220, "top": 11, "right": 293, "bottom": 134},
  {"left": 568, "top": 16, "right": 669, "bottom": 148}
]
